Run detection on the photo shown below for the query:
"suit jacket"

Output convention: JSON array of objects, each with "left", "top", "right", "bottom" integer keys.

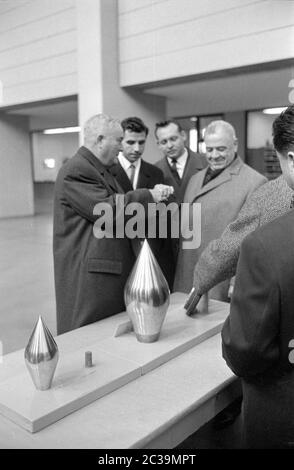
[
  {"left": 173, "top": 156, "right": 267, "bottom": 299},
  {"left": 110, "top": 159, "right": 163, "bottom": 192},
  {"left": 193, "top": 175, "right": 293, "bottom": 296},
  {"left": 155, "top": 149, "right": 206, "bottom": 203},
  {"left": 222, "top": 210, "right": 294, "bottom": 448},
  {"left": 110, "top": 159, "right": 175, "bottom": 288},
  {"left": 53, "top": 146, "right": 153, "bottom": 334}
]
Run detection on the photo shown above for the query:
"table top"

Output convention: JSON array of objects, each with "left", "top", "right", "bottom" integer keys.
[{"left": 0, "top": 293, "right": 236, "bottom": 449}]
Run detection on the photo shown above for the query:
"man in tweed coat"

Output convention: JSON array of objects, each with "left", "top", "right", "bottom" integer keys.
[{"left": 192, "top": 174, "right": 293, "bottom": 302}]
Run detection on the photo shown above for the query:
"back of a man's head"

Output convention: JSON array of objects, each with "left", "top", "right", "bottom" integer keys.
[
  {"left": 273, "top": 106, "right": 294, "bottom": 156},
  {"left": 84, "top": 114, "right": 120, "bottom": 148},
  {"left": 121, "top": 117, "right": 149, "bottom": 136},
  {"left": 204, "top": 120, "right": 236, "bottom": 141}
]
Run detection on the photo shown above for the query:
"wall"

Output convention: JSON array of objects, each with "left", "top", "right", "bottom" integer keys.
[
  {"left": 76, "top": 0, "right": 166, "bottom": 163},
  {"left": 0, "top": 0, "right": 77, "bottom": 108},
  {"left": 0, "top": 114, "right": 33, "bottom": 217},
  {"left": 32, "top": 132, "right": 79, "bottom": 182},
  {"left": 247, "top": 111, "right": 276, "bottom": 149},
  {"left": 119, "top": 0, "right": 294, "bottom": 86}
]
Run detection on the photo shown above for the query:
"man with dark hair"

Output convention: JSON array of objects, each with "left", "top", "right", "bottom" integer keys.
[
  {"left": 110, "top": 116, "right": 175, "bottom": 288},
  {"left": 155, "top": 120, "right": 206, "bottom": 203},
  {"left": 222, "top": 105, "right": 294, "bottom": 448},
  {"left": 112, "top": 116, "right": 160, "bottom": 191},
  {"left": 155, "top": 120, "right": 206, "bottom": 265}
]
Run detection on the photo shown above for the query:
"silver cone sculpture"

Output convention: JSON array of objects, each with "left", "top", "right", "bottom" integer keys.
[
  {"left": 124, "top": 239, "right": 170, "bottom": 343},
  {"left": 24, "top": 316, "right": 59, "bottom": 390}
]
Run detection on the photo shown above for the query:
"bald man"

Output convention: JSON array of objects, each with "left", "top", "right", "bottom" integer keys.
[
  {"left": 174, "top": 120, "right": 267, "bottom": 301},
  {"left": 53, "top": 114, "right": 173, "bottom": 334}
]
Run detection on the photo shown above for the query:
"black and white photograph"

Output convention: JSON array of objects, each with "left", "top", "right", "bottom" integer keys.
[{"left": 0, "top": 0, "right": 293, "bottom": 453}]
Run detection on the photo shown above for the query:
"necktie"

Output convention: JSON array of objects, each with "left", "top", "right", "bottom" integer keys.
[
  {"left": 129, "top": 164, "right": 136, "bottom": 188},
  {"left": 170, "top": 158, "right": 181, "bottom": 185}
]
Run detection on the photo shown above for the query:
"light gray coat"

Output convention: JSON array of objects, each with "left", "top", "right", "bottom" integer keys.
[{"left": 173, "top": 156, "right": 267, "bottom": 299}]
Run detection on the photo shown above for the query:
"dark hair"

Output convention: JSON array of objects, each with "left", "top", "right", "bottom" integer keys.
[
  {"left": 273, "top": 105, "right": 294, "bottom": 155},
  {"left": 154, "top": 120, "right": 183, "bottom": 138},
  {"left": 121, "top": 117, "right": 149, "bottom": 136}
]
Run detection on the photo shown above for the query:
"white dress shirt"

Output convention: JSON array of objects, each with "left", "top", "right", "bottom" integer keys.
[{"left": 118, "top": 153, "right": 141, "bottom": 189}]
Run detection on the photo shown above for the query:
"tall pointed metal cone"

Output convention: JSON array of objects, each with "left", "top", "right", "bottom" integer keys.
[
  {"left": 24, "top": 316, "right": 59, "bottom": 391},
  {"left": 124, "top": 239, "right": 170, "bottom": 343}
]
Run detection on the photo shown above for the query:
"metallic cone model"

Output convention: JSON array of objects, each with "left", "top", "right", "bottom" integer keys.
[
  {"left": 124, "top": 239, "right": 170, "bottom": 343},
  {"left": 24, "top": 316, "right": 59, "bottom": 390}
]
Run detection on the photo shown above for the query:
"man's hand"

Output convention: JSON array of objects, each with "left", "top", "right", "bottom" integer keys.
[
  {"left": 184, "top": 289, "right": 209, "bottom": 316},
  {"left": 150, "top": 184, "right": 174, "bottom": 202}
]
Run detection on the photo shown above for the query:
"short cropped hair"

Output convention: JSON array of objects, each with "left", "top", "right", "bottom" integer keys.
[
  {"left": 84, "top": 114, "right": 120, "bottom": 146},
  {"left": 121, "top": 117, "right": 149, "bottom": 136},
  {"left": 205, "top": 120, "right": 236, "bottom": 140},
  {"left": 273, "top": 105, "right": 294, "bottom": 155},
  {"left": 154, "top": 120, "right": 183, "bottom": 138}
]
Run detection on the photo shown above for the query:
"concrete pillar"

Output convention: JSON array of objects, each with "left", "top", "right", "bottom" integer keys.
[
  {"left": 0, "top": 114, "right": 33, "bottom": 218},
  {"left": 76, "top": 0, "right": 166, "bottom": 163}
]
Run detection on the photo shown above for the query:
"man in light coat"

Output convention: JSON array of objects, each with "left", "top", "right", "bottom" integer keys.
[{"left": 174, "top": 120, "right": 267, "bottom": 300}]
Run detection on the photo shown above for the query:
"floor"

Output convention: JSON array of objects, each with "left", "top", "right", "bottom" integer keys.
[
  {"left": 0, "top": 209, "right": 242, "bottom": 449},
  {"left": 0, "top": 213, "right": 56, "bottom": 355}
]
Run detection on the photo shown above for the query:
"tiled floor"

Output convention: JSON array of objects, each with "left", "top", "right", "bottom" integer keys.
[{"left": 0, "top": 214, "right": 56, "bottom": 355}]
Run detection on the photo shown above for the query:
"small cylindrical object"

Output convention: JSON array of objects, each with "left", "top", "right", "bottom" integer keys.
[{"left": 85, "top": 351, "right": 93, "bottom": 368}]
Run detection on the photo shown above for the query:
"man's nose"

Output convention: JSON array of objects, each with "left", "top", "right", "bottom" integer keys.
[
  {"left": 167, "top": 140, "right": 173, "bottom": 148},
  {"left": 134, "top": 143, "right": 140, "bottom": 152},
  {"left": 210, "top": 148, "right": 219, "bottom": 158}
]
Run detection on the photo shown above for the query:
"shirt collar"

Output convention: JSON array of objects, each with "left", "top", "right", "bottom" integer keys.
[
  {"left": 167, "top": 148, "right": 188, "bottom": 169},
  {"left": 118, "top": 153, "right": 141, "bottom": 171}
]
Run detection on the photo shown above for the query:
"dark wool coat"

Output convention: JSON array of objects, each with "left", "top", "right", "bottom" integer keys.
[
  {"left": 53, "top": 146, "right": 153, "bottom": 334},
  {"left": 222, "top": 210, "right": 294, "bottom": 448}
]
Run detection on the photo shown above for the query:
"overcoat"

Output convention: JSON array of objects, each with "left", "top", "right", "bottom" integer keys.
[
  {"left": 53, "top": 146, "right": 153, "bottom": 334},
  {"left": 173, "top": 156, "right": 267, "bottom": 299},
  {"left": 222, "top": 210, "right": 294, "bottom": 448}
]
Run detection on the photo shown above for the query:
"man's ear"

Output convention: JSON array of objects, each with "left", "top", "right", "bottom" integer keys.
[
  {"left": 234, "top": 138, "right": 238, "bottom": 152},
  {"left": 287, "top": 151, "right": 294, "bottom": 171},
  {"left": 96, "top": 134, "right": 104, "bottom": 146},
  {"left": 181, "top": 130, "right": 187, "bottom": 142}
]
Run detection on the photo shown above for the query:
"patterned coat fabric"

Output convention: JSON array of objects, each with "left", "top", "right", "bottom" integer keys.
[
  {"left": 173, "top": 156, "right": 267, "bottom": 299},
  {"left": 222, "top": 210, "right": 294, "bottom": 448},
  {"left": 53, "top": 146, "right": 153, "bottom": 335},
  {"left": 193, "top": 175, "right": 293, "bottom": 296}
]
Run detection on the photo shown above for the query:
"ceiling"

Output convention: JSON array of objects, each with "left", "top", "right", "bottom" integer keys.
[
  {"left": 5, "top": 99, "right": 78, "bottom": 130},
  {"left": 145, "top": 65, "right": 294, "bottom": 116},
  {"left": 2, "top": 64, "right": 293, "bottom": 127}
]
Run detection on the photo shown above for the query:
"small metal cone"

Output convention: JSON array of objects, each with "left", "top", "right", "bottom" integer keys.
[
  {"left": 124, "top": 240, "right": 170, "bottom": 342},
  {"left": 25, "top": 316, "right": 59, "bottom": 390}
]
